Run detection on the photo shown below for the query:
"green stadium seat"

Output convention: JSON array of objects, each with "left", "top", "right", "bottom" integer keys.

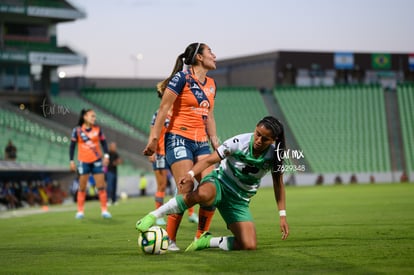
[
  {"left": 51, "top": 94, "right": 146, "bottom": 141},
  {"left": 274, "top": 85, "right": 391, "bottom": 173},
  {"left": 81, "top": 87, "right": 269, "bottom": 143}
]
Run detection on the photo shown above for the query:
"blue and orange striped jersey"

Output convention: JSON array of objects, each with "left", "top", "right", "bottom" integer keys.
[
  {"left": 165, "top": 70, "right": 216, "bottom": 142},
  {"left": 71, "top": 125, "right": 105, "bottom": 163}
]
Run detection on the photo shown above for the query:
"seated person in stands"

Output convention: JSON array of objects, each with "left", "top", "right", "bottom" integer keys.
[
  {"left": 1, "top": 181, "right": 20, "bottom": 209},
  {"left": 23, "top": 181, "right": 42, "bottom": 207},
  {"left": 4, "top": 140, "right": 17, "bottom": 161}
]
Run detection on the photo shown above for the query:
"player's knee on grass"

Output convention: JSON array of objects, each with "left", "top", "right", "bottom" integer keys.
[{"left": 235, "top": 238, "right": 257, "bottom": 250}]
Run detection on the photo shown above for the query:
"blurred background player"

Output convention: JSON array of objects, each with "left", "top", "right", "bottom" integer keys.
[
  {"left": 149, "top": 105, "right": 170, "bottom": 226},
  {"left": 139, "top": 172, "right": 147, "bottom": 196},
  {"left": 69, "top": 109, "right": 112, "bottom": 219},
  {"left": 142, "top": 42, "right": 219, "bottom": 251},
  {"left": 149, "top": 89, "right": 199, "bottom": 226},
  {"left": 106, "top": 142, "right": 122, "bottom": 206},
  {"left": 137, "top": 116, "right": 289, "bottom": 251}
]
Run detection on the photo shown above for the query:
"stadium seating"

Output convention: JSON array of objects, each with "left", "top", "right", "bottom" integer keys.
[
  {"left": 397, "top": 84, "right": 414, "bottom": 173},
  {"left": 214, "top": 87, "right": 268, "bottom": 140},
  {"left": 81, "top": 88, "right": 160, "bottom": 135},
  {"left": 81, "top": 87, "right": 268, "bottom": 142},
  {"left": 0, "top": 108, "right": 69, "bottom": 166},
  {"left": 274, "top": 85, "right": 391, "bottom": 173},
  {"left": 51, "top": 94, "right": 146, "bottom": 141},
  {"left": 0, "top": 107, "right": 139, "bottom": 175}
]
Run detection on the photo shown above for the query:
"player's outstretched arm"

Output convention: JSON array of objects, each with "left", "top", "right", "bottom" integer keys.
[
  {"left": 179, "top": 151, "right": 221, "bottom": 185},
  {"left": 272, "top": 172, "right": 289, "bottom": 240},
  {"left": 143, "top": 91, "right": 176, "bottom": 156}
]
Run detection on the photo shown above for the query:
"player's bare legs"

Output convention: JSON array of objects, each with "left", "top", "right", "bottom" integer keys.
[
  {"left": 166, "top": 159, "right": 194, "bottom": 250},
  {"left": 154, "top": 168, "right": 168, "bottom": 225},
  {"left": 183, "top": 182, "right": 216, "bottom": 208},
  {"left": 75, "top": 174, "right": 89, "bottom": 218},
  {"left": 93, "top": 173, "right": 111, "bottom": 218},
  {"left": 228, "top": 222, "right": 257, "bottom": 250},
  {"left": 194, "top": 155, "right": 216, "bottom": 238}
]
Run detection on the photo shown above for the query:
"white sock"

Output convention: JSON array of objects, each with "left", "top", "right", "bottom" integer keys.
[
  {"left": 210, "top": 236, "right": 231, "bottom": 251},
  {"left": 150, "top": 197, "right": 179, "bottom": 218}
]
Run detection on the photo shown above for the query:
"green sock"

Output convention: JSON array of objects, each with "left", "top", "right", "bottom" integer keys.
[{"left": 176, "top": 194, "right": 189, "bottom": 212}]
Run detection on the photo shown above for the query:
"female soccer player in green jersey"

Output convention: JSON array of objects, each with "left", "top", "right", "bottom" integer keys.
[{"left": 136, "top": 116, "right": 289, "bottom": 251}]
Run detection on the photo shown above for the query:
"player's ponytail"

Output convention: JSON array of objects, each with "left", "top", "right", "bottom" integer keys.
[
  {"left": 156, "top": 43, "right": 204, "bottom": 93},
  {"left": 77, "top": 108, "right": 92, "bottom": 126}
]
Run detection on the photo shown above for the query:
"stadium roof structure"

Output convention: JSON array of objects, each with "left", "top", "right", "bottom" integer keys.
[
  {"left": 0, "top": 0, "right": 86, "bottom": 66},
  {"left": 0, "top": 0, "right": 87, "bottom": 96},
  {"left": 0, "top": 0, "right": 86, "bottom": 22}
]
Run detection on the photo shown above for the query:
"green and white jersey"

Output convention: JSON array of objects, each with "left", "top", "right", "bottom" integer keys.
[{"left": 216, "top": 133, "right": 275, "bottom": 201}]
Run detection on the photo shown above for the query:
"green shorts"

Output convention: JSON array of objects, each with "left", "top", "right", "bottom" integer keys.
[{"left": 202, "top": 172, "right": 253, "bottom": 225}]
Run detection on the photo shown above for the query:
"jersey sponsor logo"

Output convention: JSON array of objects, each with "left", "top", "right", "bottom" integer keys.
[
  {"left": 199, "top": 100, "right": 210, "bottom": 108},
  {"left": 172, "top": 75, "right": 179, "bottom": 82},
  {"left": 173, "top": 146, "right": 187, "bottom": 159},
  {"left": 169, "top": 75, "right": 180, "bottom": 87},
  {"left": 206, "top": 86, "right": 215, "bottom": 96},
  {"left": 194, "top": 90, "right": 204, "bottom": 99},
  {"left": 191, "top": 83, "right": 200, "bottom": 90},
  {"left": 241, "top": 164, "right": 260, "bottom": 175}
]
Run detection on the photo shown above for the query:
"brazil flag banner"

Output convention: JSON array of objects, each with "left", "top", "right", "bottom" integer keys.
[{"left": 372, "top": 53, "right": 391, "bottom": 69}]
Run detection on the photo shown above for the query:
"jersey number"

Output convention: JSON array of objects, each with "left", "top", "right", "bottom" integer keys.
[{"left": 241, "top": 165, "right": 259, "bottom": 175}]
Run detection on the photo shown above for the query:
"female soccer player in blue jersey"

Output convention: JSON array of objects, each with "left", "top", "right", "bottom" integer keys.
[
  {"left": 143, "top": 42, "right": 219, "bottom": 251},
  {"left": 137, "top": 116, "right": 289, "bottom": 251}
]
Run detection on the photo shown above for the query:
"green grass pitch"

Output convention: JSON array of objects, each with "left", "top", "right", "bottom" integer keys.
[{"left": 1, "top": 183, "right": 413, "bottom": 274}]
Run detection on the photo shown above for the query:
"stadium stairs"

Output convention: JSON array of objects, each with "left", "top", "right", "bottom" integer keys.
[
  {"left": 397, "top": 84, "right": 414, "bottom": 174},
  {"left": 383, "top": 89, "right": 405, "bottom": 171},
  {"left": 261, "top": 90, "right": 311, "bottom": 173}
]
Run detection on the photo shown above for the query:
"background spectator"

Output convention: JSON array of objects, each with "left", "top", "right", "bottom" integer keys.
[
  {"left": 1, "top": 182, "right": 20, "bottom": 209},
  {"left": 139, "top": 173, "right": 148, "bottom": 196},
  {"left": 23, "top": 181, "right": 42, "bottom": 206},
  {"left": 4, "top": 140, "right": 17, "bottom": 161},
  {"left": 350, "top": 174, "right": 358, "bottom": 184},
  {"left": 400, "top": 171, "right": 409, "bottom": 183},
  {"left": 106, "top": 142, "right": 122, "bottom": 206},
  {"left": 315, "top": 174, "right": 324, "bottom": 185},
  {"left": 334, "top": 175, "right": 343, "bottom": 185}
]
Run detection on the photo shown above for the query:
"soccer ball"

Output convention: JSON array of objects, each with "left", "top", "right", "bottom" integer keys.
[
  {"left": 120, "top": 192, "right": 128, "bottom": 201},
  {"left": 138, "top": 226, "right": 169, "bottom": 255}
]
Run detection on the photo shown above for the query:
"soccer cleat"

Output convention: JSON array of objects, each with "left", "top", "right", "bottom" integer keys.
[
  {"left": 135, "top": 214, "right": 156, "bottom": 232},
  {"left": 102, "top": 211, "right": 112, "bottom": 219},
  {"left": 168, "top": 240, "right": 180, "bottom": 251},
  {"left": 75, "top": 211, "right": 84, "bottom": 219},
  {"left": 155, "top": 217, "right": 166, "bottom": 226},
  {"left": 188, "top": 213, "right": 199, "bottom": 223},
  {"left": 185, "top": 231, "right": 212, "bottom": 252}
]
